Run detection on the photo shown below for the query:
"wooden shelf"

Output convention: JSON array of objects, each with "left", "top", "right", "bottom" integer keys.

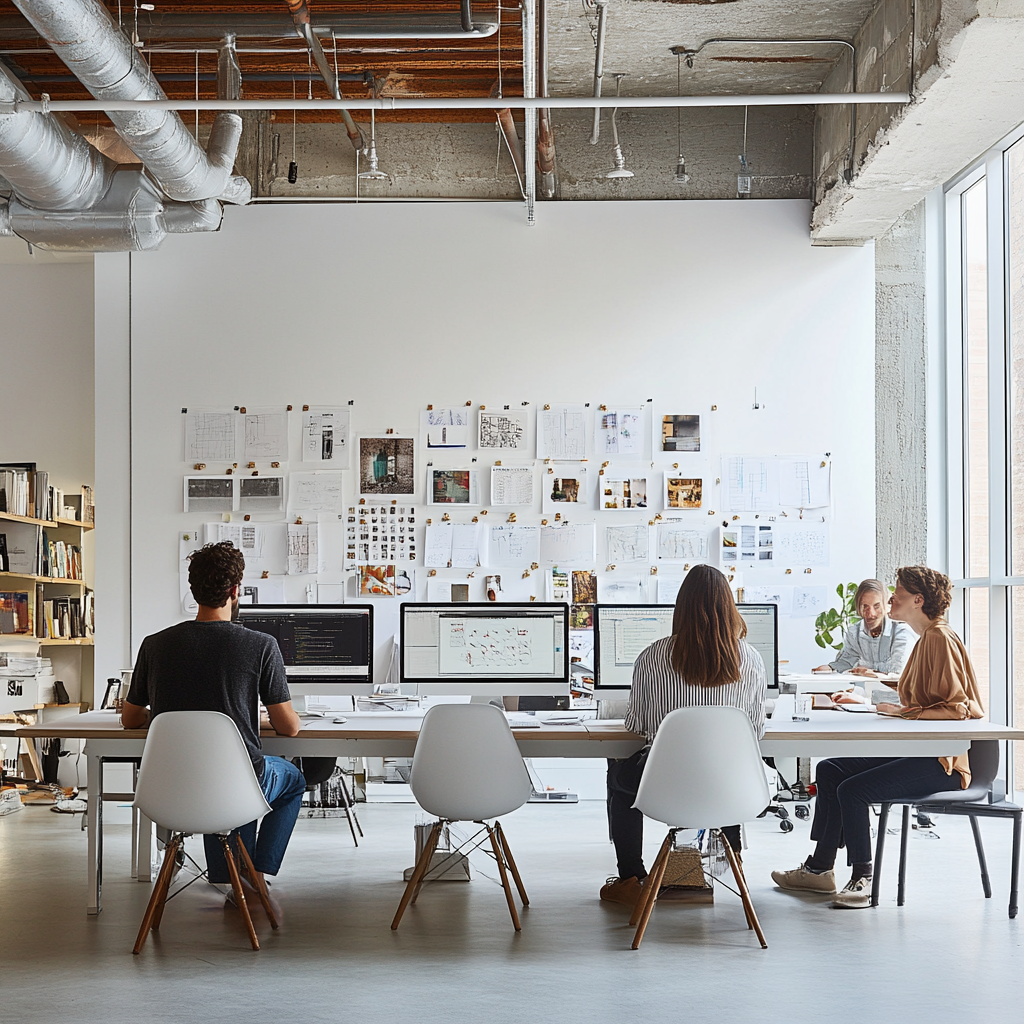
[
  {"left": 0, "top": 572, "right": 84, "bottom": 586},
  {"left": 55, "top": 517, "right": 94, "bottom": 531},
  {"left": 0, "top": 512, "right": 93, "bottom": 531},
  {"left": 38, "top": 638, "right": 93, "bottom": 646}
]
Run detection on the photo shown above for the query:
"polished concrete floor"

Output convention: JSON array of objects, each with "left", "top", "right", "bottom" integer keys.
[{"left": 1, "top": 797, "right": 1022, "bottom": 1024}]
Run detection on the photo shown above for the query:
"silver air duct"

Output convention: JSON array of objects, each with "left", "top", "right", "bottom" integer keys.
[{"left": 10, "top": 0, "right": 250, "bottom": 205}]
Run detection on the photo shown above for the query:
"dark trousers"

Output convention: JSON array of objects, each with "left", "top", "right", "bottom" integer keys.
[
  {"left": 810, "top": 756, "right": 952, "bottom": 866},
  {"left": 607, "top": 751, "right": 741, "bottom": 881}
]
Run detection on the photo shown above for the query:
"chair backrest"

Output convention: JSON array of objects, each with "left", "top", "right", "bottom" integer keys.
[
  {"left": 133, "top": 711, "right": 271, "bottom": 834},
  {"left": 410, "top": 703, "right": 532, "bottom": 821},
  {"left": 634, "top": 706, "right": 770, "bottom": 829},
  {"left": 967, "top": 740, "right": 1000, "bottom": 790}
]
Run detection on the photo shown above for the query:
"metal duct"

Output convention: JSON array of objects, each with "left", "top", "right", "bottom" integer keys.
[
  {"left": 10, "top": 0, "right": 250, "bottom": 205},
  {"left": 0, "top": 62, "right": 113, "bottom": 210},
  {"left": 1, "top": 169, "right": 223, "bottom": 251}
]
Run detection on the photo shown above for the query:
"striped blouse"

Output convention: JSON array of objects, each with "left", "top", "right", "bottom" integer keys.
[{"left": 624, "top": 636, "right": 767, "bottom": 742}]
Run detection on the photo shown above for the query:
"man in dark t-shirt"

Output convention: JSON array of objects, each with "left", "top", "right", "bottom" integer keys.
[{"left": 122, "top": 542, "right": 304, "bottom": 889}]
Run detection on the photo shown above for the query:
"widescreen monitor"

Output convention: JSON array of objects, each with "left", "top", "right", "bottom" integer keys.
[
  {"left": 593, "top": 603, "right": 779, "bottom": 693},
  {"left": 400, "top": 602, "right": 570, "bottom": 696},
  {"left": 237, "top": 604, "right": 374, "bottom": 696}
]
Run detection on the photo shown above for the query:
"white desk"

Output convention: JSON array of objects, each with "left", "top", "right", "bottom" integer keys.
[{"left": 18, "top": 705, "right": 1024, "bottom": 915}]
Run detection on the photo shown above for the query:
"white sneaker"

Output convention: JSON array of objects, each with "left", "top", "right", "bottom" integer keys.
[
  {"left": 832, "top": 875, "right": 872, "bottom": 909},
  {"left": 0, "top": 789, "right": 24, "bottom": 816},
  {"left": 771, "top": 862, "right": 836, "bottom": 893}
]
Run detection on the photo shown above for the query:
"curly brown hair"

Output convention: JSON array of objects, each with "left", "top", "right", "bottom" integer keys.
[
  {"left": 896, "top": 565, "right": 953, "bottom": 620},
  {"left": 188, "top": 542, "right": 245, "bottom": 608}
]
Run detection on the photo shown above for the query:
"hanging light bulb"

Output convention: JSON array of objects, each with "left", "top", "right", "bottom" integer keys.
[
  {"left": 675, "top": 155, "right": 690, "bottom": 185},
  {"left": 358, "top": 109, "right": 387, "bottom": 181},
  {"left": 606, "top": 74, "right": 634, "bottom": 179}
]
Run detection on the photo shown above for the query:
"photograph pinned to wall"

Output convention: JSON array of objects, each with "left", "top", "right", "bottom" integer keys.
[
  {"left": 600, "top": 474, "right": 648, "bottom": 510},
  {"left": 548, "top": 567, "right": 571, "bottom": 602},
  {"left": 360, "top": 564, "right": 396, "bottom": 596},
  {"left": 490, "top": 464, "right": 534, "bottom": 506},
  {"left": 660, "top": 414, "right": 701, "bottom": 453},
  {"left": 359, "top": 436, "right": 416, "bottom": 496},
  {"left": 598, "top": 574, "right": 646, "bottom": 603},
  {"left": 572, "top": 570, "right": 598, "bottom": 605},
  {"left": 426, "top": 577, "right": 474, "bottom": 603},
  {"left": 347, "top": 504, "right": 417, "bottom": 566},
  {"left": 242, "top": 408, "right": 289, "bottom": 462},
  {"left": 184, "top": 475, "right": 235, "bottom": 513},
  {"left": 422, "top": 407, "right": 471, "bottom": 449},
  {"left": 664, "top": 476, "right": 702, "bottom": 510},
  {"left": 289, "top": 470, "right": 344, "bottom": 514},
  {"left": 537, "top": 404, "right": 587, "bottom": 460},
  {"left": 485, "top": 574, "right": 503, "bottom": 601},
  {"left": 597, "top": 407, "right": 644, "bottom": 456},
  {"left": 570, "top": 604, "right": 594, "bottom": 630},
  {"left": 428, "top": 468, "right": 480, "bottom": 505},
  {"left": 302, "top": 407, "right": 350, "bottom": 467},
  {"left": 183, "top": 409, "right": 237, "bottom": 463},
  {"left": 238, "top": 475, "right": 285, "bottom": 513},
  {"left": 543, "top": 464, "right": 589, "bottom": 513},
  {"left": 478, "top": 407, "right": 527, "bottom": 450},
  {"left": 605, "top": 523, "right": 650, "bottom": 563},
  {"left": 394, "top": 566, "right": 414, "bottom": 597},
  {"left": 657, "top": 522, "right": 708, "bottom": 561}
]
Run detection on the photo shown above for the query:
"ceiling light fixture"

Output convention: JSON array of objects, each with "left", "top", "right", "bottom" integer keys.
[
  {"left": 737, "top": 105, "right": 751, "bottom": 198},
  {"left": 674, "top": 53, "right": 689, "bottom": 184},
  {"left": 605, "top": 74, "right": 633, "bottom": 179},
  {"left": 357, "top": 109, "right": 387, "bottom": 180}
]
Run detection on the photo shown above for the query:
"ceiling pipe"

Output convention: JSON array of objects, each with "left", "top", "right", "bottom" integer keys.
[
  {"left": 588, "top": 0, "right": 608, "bottom": 146},
  {"left": 9, "top": 0, "right": 250, "bottom": 205},
  {"left": 495, "top": 108, "right": 525, "bottom": 185},
  {"left": 536, "top": 0, "right": 556, "bottom": 200},
  {"left": 217, "top": 35, "right": 242, "bottom": 104},
  {"left": 0, "top": 11, "right": 498, "bottom": 41},
  {"left": 522, "top": 0, "right": 537, "bottom": 225},
  {"left": 283, "top": 0, "right": 364, "bottom": 152},
  {"left": 3, "top": 93, "right": 910, "bottom": 113}
]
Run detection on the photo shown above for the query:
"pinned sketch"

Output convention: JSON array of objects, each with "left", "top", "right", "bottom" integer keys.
[
  {"left": 548, "top": 568, "right": 571, "bottom": 602},
  {"left": 540, "top": 523, "right": 596, "bottom": 566},
  {"left": 346, "top": 503, "right": 417, "bottom": 566},
  {"left": 597, "top": 408, "right": 644, "bottom": 456},
  {"left": 665, "top": 477, "right": 702, "bottom": 510},
  {"left": 302, "top": 407, "right": 350, "bottom": 466},
  {"left": 287, "top": 522, "right": 319, "bottom": 575},
  {"left": 606, "top": 524, "right": 650, "bottom": 563},
  {"left": 428, "top": 468, "right": 479, "bottom": 505},
  {"left": 423, "top": 407, "right": 471, "bottom": 449},
  {"left": 537, "top": 404, "right": 587, "bottom": 459},
  {"left": 775, "top": 522, "right": 830, "bottom": 567},
  {"left": 289, "top": 471, "right": 344, "bottom": 514},
  {"left": 657, "top": 523, "right": 708, "bottom": 561},
  {"left": 239, "top": 475, "right": 285, "bottom": 513},
  {"left": 360, "top": 564, "right": 395, "bottom": 596},
  {"left": 203, "top": 521, "right": 288, "bottom": 576},
  {"left": 487, "top": 524, "right": 541, "bottom": 566},
  {"left": 543, "top": 464, "right": 589, "bottom": 512},
  {"left": 661, "top": 414, "right": 700, "bottom": 453},
  {"left": 657, "top": 573, "right": 687, "bottom": 605},
  {"left": 779, "top": 457, "right": 831, "bottom": 509},
  {"left": 242, "top": 409, "right": 289, "bottom": 462},
  {"left": 740, "top": 585, "right": 793, "bottom": 617},
  {"left": 184, "top": 475, "right": 234, "bottom": 513},
  {"left": 490, "top": 465, "right": 534, "bottom": 506},
  {"left": 360, "top": 436, "right": 415, "bottom": 496},
  {"left": 451, "top": 523, "right": 480, "bottom": 568},
  {"left": 479, "top": 408, "right": 527, "bottom": 450},
  {"left": 724, "top": 456, "right": 774, "bottom": 512},
  {"left": 424, "top": 524, "right": 454, "bottom": 568},
  {"left": 792, "top": 586, "right": 830, "bottom": 617},
  {"left": 183, "top": 410, "right": 237, "bottom": 463},
  {"left": 598, "top": 575, "right": 645, "bottom": 603},
  {"left": 601, "top": 474, "right": 648, "bottom": 510}
]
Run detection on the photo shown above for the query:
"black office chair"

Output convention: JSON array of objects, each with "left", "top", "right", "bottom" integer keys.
[
  {"left": 871, "top": 740, "right": 1022, "bottom": 918},
  {"left": 292, "top": 757, "right": 363, "bottom": 846}
]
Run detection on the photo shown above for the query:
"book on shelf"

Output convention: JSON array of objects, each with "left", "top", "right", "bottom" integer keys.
[
  {"left": 0, "top": 464, "right": 35, "bottom": 518},
  {"left": 40, "top": 532, "right": 82, "bottom": 579},
  {"left": 39, "top": 593, "right": 90, "bottom": 639},
  {"left": 0, "top": 533, "right": 8, "bottom": 573},
  {"left": 0, "top": 590, "right": 33, "bottom": 635}
]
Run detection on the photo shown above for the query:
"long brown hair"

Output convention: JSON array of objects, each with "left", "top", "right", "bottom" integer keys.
[{"left": 669, "top": 564, "right": 746, "bottom": 686}]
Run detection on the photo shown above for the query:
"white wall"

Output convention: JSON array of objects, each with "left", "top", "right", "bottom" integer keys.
[{"left": 109, "top": 199, "right": 875, "bottom": 679}]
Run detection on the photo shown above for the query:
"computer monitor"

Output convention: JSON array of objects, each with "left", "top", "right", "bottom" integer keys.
[
  {"left": 593, "top": 602, "right": 779, "bottom": 694},
  {"left": 400, "top": 602, "right": 570, "bottom": 696},
  {"left": 236, "top": 604, "right": 374, "bottom": 696}
]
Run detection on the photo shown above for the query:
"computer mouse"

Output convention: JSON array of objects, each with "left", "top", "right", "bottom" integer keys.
[{"left": 332, "top": 716, "right": 348, "bottom": 724}]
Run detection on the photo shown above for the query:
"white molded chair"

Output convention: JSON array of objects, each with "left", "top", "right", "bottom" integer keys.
[
  {"left": 629, "top": 706, "right": 771, "bottom": 950},
  {"left": 132, "top": 711, "right": 277, "bottom": 953},
  {"left": 391, "top": 703, "right": 532, "bottom": 931}
]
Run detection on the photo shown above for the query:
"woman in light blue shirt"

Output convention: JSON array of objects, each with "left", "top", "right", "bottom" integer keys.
[{"left": 813, "top": 579, "right": 915, "bottom": 677}]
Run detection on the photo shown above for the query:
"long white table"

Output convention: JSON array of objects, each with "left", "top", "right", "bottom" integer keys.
[{"left": 18, "top": 703, "right": 1024, "bottom": 915}]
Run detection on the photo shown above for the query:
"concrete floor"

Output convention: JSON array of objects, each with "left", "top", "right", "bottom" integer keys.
[{"left": 1, "top": 799, "right": 1022, "bottom": 1024}]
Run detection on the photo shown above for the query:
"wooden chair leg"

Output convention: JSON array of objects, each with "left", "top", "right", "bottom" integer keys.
[
  {"left": 221, "top": 837, "right": 260, "bottom": 951},
  {"left": 392, "top": 822, "right": 441, "bottom": 930},
  {"left": 411, "top": 822, "right": 444, "bottom": 905},
  {"left": 495, "top": 822, "right": 529, "bottom": 906},
  {"left": 871, "top": 803, "right": 890, "bottom": 907},
  {"left": 235, "top": 837, "right": 279, "bottom": 929},
  {"left": 897, "top": 804, "right": 910, "bottom": 906},
  {"left": 150, "top": 835, "right": 181, "bottom": 932},
  {"left": 488, "top": 825, "right": 522, "bottom": 931},
  {"left": 723, "top": 836, "right": 767, "bottom": 949},
  {"left": 629, "top": 833, "right": 673, "bottom": 928},
  {"left": 132, "top": 834, "right": 180, "bottom": 954},
  {"left": 630, "top": 846, "right": 670, "bottom": 950}
]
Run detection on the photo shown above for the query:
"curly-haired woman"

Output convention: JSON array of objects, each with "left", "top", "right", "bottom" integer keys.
[{"left": 772, "top": 566, "right": 984, "bottom": 909}]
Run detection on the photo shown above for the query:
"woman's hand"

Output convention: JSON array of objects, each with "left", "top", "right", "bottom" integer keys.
[
  {"left": 849, "top": 666, "right": 878, "bottom": 678},
  {"left": 875, "top": 702, "right": 902, "bottom": 716},
  {"left": 831, "top": 691, "right": 865, "bottom": 705},
  {"left": 812, "top": 664, "right": 833, "bottom": 673}
]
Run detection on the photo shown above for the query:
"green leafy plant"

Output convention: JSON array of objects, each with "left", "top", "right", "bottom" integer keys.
[{"left": 814, "top": 582, "right": 859, "bottom": 652}]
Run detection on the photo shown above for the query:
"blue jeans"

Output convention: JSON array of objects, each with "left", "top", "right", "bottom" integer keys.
[
  {"left": 204, "top": 755, "right": 306, "bottom": 884},
  {"left": 810, "top": 756, "right": 953, "bottom": 866}
]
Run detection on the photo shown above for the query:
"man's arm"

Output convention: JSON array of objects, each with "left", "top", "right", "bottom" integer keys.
[
  {"left": 266, "top": 701, "right": 300, "bottom": 736},
  {"left": 121, "top": 701, "right": 149, "bottom": 729}
]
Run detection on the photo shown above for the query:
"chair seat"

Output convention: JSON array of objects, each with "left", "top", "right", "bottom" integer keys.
[{"left": 910, "top": 783, "right": 992, "bottom": 805}]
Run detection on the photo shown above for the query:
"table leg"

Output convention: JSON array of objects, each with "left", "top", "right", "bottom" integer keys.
[{"left": 86, "top": 751, "right": 102, "bottom": 916}]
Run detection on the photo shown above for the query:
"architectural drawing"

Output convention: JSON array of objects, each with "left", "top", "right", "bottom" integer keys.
[
  {"left": 605, "top": 524, "right": 649, "bottom": 563},
  {"left": 289, "top": 471, "right": 344, "bottom": 513},
  {"left": 183, "top": 410, "right": 237, "bottom": 463},
  {"left": 242, "top": 410, "right": 289, "bottom": 462},
  {"left": 302, "top": 407, "right": 350, "bottom": 466},
  {"left": 537, "top": 404, "right": 587, "bottom": 459},
  {"left": 539, "top": 523, "right": 596, "bottom": 565},
  {"left": 287, "top": 522, "right": 319, "bottom": 575},
  {"left": 478, "top": 409, "right": 526, "bottom": 449},
  {"left": 488, "top": 524, "right": 541, "bottom": 566},
  {"left": 597, "top": 408, "right": 644, "bottom": 456},
  {"left": 423, "top": 407, "right": 471, "bottom": 449},
  {"left": 657, "top": 523, "right": 708, "bottom": 561},
  {"left": 490, "top": 465, "right": 534, "bottom": 506}
]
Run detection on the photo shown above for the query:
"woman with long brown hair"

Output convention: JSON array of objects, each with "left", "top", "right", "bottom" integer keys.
[{"left": 600, "top": 564, "right": 767, "bottom": 906}]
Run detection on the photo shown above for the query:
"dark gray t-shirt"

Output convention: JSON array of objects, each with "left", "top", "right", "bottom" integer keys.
[{"left": 127, "top": 620, "right": 290, "bottom": 778}]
